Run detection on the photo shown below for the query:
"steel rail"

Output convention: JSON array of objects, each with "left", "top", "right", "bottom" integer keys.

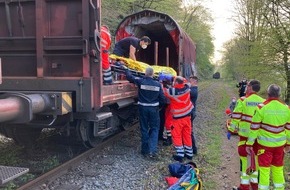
[{"left": 17, "top": 123, "right": 137, "bottom": 190}]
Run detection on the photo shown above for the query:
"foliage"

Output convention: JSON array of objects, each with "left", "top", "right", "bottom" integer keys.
[
  {"left": 41, "top": 156, "right": 59, "bottom": 173},
  {"left": 285, "top": 154, "right": 290, "bottom": 190},
  {"left": 102, "top": 0, "right": 183, "bottom": 36},
  {"left": 102, "top": 0, "right": 215, "bottom": 79},
  {"left": 0, "top": 182, "right": 17, "bottom": 190},
  {"left": 221, "top": 0, "right": 289, "bottom": 101},
  {"left": 261, "top": 0, "right": 290, "bottom": 102},
  {"left": 0, "top": 143, "right": 22, "bottom": 165},
  {"left": 178, "top": 1, "right": 215, "bottom": 78}
]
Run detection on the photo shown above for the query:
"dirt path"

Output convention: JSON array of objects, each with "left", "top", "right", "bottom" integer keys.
[{"left": 193, "top": 80, "right": 240, "bottom": 189}]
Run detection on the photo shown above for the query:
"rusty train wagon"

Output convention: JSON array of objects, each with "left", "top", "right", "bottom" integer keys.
[
  {"left": 0, "top": 0, "right": 138, "bottom": 148},
  {"left": 115, "top": 9, "right": 197, "bottom": 78},
  {"left": 0, "top": 2, "right": 197, "bottom": 149}
]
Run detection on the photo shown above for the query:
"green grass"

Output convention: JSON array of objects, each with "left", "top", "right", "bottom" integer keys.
[
  {"left": 284, "top": 153, "right": 290, "bottom": 189},
  {"left": 41, "top": 156, "right": 60, "bottom": 173},
  {"left": 196, "top": 79, "right": 233, "bottom": 189},
  {"left": 0, "top": 143, "right": 23, "bottom": 166},
  {"left": 200, "top": 79, "right": 290, "bottom": 189}
]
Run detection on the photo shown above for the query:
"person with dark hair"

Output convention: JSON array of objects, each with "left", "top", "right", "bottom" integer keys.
[
  {"left": 246, "top": 84, "right": 290, "bottom": 190},
  {"left": 236, "top": 77, "right": 248, "bottom": 97},
  {"left": 164, "top": 76, "right": 194, "bottom": 162},
  {"left": 228, "top": 80, "right": 265, "bottom": 190},
  {"left": 113, "top": 36, "right": 151, "bottom": 61},
  {"left": 189, "top": 76, "right": 198, "bottom": 155},
  {"left": 123, "top": 66, "right": 166, "bottom": 160},
  {"left": 189, "top": 76, "right": 198, "bottom": 121}
]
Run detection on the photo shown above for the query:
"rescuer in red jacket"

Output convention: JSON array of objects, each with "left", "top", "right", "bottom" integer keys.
[
  {"left": 100, "top": 25, "right": 113, "bottom": 85},
  {"left": 163, "top": 103, "right": 173, "bottom": 146},
  {"left": 164, "top": 76, "right": 194, "bottom": 162}
]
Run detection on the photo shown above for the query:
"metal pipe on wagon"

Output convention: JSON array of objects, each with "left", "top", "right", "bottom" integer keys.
[
  {"left": 28, "top": 94, "right": 51, "bottom": 114},
  {"left": 0, "top": 94, "right": 51, "bottom": 123},
  {"left": 154, "top": 41, "right": 158, "bottom": 65},
  {"left": 166, "top": 47, "right": 169, "bottom": 67},
  {"left": 0, "top": 97, "right": 22, "bottom": 122}
]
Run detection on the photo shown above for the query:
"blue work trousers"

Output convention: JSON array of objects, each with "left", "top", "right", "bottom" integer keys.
[{"left": 139, "top": 105, "right": 160, "bottom": 155}]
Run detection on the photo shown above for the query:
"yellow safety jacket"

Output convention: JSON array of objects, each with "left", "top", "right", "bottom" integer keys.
[
  {"left": 246, "top": 98, "right": 290, "bottom": 147},
  {"left": 228, "top": 97, "right": 244, "bottom": 133},
  {"left": 229, "top": 93, "right": 265, "bottom": 138}
]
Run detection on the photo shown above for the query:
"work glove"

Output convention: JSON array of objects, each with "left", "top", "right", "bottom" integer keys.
[
  {"left": 226, "top": 131, "right": 231, "bottom": 140},
  {"left": 246, "top": 146, "right": 253, "bottom": 155},
  {"left": 121, "top": 65, "right": 128, "bottom": 70},
  {"left": 225, "top": 108, "right": 231, "bottom": 116}
]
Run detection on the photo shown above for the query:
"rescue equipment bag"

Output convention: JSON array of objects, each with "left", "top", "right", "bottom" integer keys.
[
  {"left": 169, "top": 162, "right": 192, "bottom": 178},
  {"left": 167, "top": 162, "right": 202, "bottom": 190}
]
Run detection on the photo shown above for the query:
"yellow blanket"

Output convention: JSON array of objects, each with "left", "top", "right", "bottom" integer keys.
[{"left": 109, "top": 54, "right": 177, "bottom": 76}]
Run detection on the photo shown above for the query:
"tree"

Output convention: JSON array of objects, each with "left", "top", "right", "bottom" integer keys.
[
  {"left": 262, "top": 0, "right": 290, "bottom": 102},
  {"left": 221, "top": 0, "right": 288, "bottom": 98},
  {"left": 102, "top": 0, "right": 215, "bottom": 79},
  {"left": 102, "top": 0, "right": 183, "bottom": 34},
  {"left": 178, "top": 0, "right": 215, "bottom": 78}
]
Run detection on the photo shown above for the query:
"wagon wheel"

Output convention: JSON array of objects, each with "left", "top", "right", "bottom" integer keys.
[{"left": 76, "top": 119, "right": 103, "bottom": 148}]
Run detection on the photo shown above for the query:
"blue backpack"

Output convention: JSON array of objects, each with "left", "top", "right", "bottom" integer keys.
[
  {"left": 168, "top": 162, "right": 193, "bottom": 178},
  {"left": 168, "top": 162, "right": 202, "bottom": 190}
]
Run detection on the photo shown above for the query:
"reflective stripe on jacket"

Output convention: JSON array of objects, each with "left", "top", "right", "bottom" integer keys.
[
  {"left": 230, "top": 93, "right": 265, "bottom": 137},
  {"left": 246, "top": 98, "right": 290, "bottom": 147},
  {"left": 164, "top": 82, "right": 193, "bottom": 119},
  {"left": 101, "top": 26, "right": 111, "bottom": 50},
  {"left": 229, "top": 97, "right": 245, "bottom": 133},
  {"left": 101, "top": 26, "right": 111, "bottom": 69},
  {"left": 125, "top": 70, "right": 166, "bottom": 107}
]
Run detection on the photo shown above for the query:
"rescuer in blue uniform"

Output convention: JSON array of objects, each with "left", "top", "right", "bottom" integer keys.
[
  {"left": 123, "top": 66, "right": 166, "bottom": 159},
  {"left": 189, "top": 76, "right": 198, "bottom": 155}
]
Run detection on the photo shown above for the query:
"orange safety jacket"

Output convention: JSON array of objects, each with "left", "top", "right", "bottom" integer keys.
[
  {"left": 100, "top": 26, "right": 111, "bottom": 69},
  {"left": 164, "top": 82, "right": 194, "bottom": 119},
  {"left": 246, "top": 98, "right": 290, "bottom": 148},
  {"left": 164, "top": 104, "right": 173, "bottom": 130}
]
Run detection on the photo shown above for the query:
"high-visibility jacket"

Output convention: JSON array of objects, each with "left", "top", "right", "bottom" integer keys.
[
  {"left": 246, "top": 98, "right": 290, "bottom": 147},
  {"left": 164, "top": 104, "right": 173, "bottom": 130},
  {"left": 229, "top": 97, "right": 245, "bottom": 133},
  {"left": 229, "top": 93, "right": 265, "bottom": 138},
  {"left": 100, "top": 26, "right": 111, "bottom": 69},
  {"left": 164, "top": 82, "right": 194, "bottom": 119}
]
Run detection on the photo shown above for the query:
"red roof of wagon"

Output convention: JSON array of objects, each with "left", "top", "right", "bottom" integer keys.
[{"left": 114, "top": 9, "right": 196, "bottom": 77}]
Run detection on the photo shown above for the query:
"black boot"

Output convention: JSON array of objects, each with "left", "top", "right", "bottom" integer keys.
[
  {"left": 163, "top": 136, "right": 172, "bottom": 146},
  {"left": 192, "top": 133, "right": 197, "bottom": 155},
  {"left": 172, "top": 155, "right": 183, "bottom": 162}
]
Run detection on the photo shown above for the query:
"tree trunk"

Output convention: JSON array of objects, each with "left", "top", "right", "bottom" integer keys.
[{"left": 284, "top": 48, "right": 290, "bottom": 104}]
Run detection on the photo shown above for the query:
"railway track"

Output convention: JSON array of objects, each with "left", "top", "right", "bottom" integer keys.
[{"left": 16, "top": 125, "right": 137, "bottom": 190}]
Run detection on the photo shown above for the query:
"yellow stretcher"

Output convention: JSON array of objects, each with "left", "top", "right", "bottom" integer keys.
[{"left": 109, "top": 54, "right": 177, "bottom": 77}]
